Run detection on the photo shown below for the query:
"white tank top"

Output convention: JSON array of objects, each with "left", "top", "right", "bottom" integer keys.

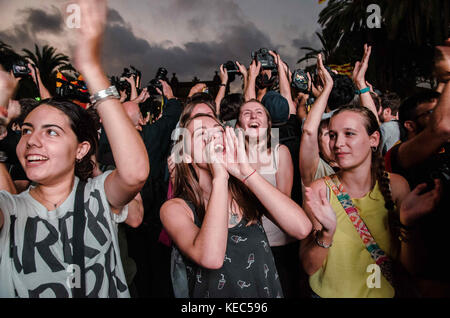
[{"left": 259, "top": 145, "right": 296, "bottom": 247}]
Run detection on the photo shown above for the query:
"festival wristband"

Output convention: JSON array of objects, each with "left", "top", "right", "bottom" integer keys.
[{"left": 356, "top": 86, "right": 370, "bottom": 95}]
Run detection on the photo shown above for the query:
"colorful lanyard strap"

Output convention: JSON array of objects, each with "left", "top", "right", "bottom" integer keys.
[{"left": 323, "top": 174, "right": 394, "bottom": 287}]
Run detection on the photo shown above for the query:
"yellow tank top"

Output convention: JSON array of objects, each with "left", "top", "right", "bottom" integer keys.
[{"left": 309, "top": 180, "right": 395, "bottom": 298}]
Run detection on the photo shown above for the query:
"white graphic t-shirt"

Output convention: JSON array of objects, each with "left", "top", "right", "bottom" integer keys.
[{"left": 0, "top": 171, "right": 130, "bottom": 298}]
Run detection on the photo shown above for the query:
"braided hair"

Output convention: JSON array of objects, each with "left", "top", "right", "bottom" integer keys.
[{"left": 331, "top": 105, "right": 401, "bottom": 255}]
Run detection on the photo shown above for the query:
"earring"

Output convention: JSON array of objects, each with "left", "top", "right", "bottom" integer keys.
[
  {"left": 76, "top": 158, "right": 81, "bottom": 163},
  {"left": 371, "top": 146, "right": 378, "bottom": 153}
]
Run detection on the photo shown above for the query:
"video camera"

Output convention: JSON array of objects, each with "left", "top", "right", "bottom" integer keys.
[
  {"left": 251, "top": 48, "right": 277, "bottom": 70},
  {"left": 55, "top": 72, "right": 90, "bottom": 103},
  {"left": 147, "top": 67, "right": 169, "bottom": 95}
]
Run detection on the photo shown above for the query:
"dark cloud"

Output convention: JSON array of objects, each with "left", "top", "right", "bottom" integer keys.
[
  {"left": 0, "top": 6, "right": 63, "bottom": 52},
  {"left": 19, "top": 7, "right": 63, "bottom": 33},
  {"left": 101, "top": 7, "right": 274, "bottom": 83}
]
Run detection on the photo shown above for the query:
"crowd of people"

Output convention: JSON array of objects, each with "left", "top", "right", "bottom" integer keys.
[{"left": 0, "top": 0, "right": 449, "bottom": 298}]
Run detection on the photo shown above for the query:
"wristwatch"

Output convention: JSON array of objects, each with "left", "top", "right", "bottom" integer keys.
[
  {"left": 90, "top": 86, "right": 120, "bottom": 107},
  {"left": 314, "top": 229, "right": 333, "bottom": 248}
]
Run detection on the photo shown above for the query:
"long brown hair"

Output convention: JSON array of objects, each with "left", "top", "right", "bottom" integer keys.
[
  {"left": 331, "top": 105, "right": 400, "bottom": 254},
  {"left": 173, "top": 113, "right": 265, "bottom": 223}
]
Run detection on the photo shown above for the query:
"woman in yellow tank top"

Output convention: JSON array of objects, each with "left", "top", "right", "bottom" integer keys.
[{"left": 301, "top": 105, "right": 441, "bottom": 298}]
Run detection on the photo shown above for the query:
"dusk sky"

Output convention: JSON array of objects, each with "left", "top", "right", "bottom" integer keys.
[{"left": 0, "top": 0, "right": 324, "bottom": 84}]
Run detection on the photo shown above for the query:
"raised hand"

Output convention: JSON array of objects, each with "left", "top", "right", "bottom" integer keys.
[
  {"left": 132, "top": 87, "right": 150, "bottom": 104},
  {"left": 400, "top": 180, "right": 442, "bottom": 226},
  {"left": 223, "top": 127, "right": 253, "bottom": 181},
  {"left": 352, "top": 43, "right": 372, "bottom": 89},
  {"left": 248, "top": 59, "right": 261, "bottom": 80},
  {"left": 188, "top": 83, "right": 207, "bottom": 97},
  {"left": 219, "top": 64, "right": 229, "bottom": 85},
  {"left": 316, "top": 53, "right": 333, "bottom": 92},
  {"left": 156, "top": 80, "right": 175, "bottom": 99},
  {"left": 236, "top": 61, "right": 248, "bottom": 79},
  {"left": 304, "top": 186, "right": 337, "bottom": 235},
  {"left": 73, "top": 0, "right": 107, "bottom": 76}
]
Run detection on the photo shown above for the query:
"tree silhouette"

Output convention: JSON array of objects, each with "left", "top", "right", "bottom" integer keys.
[
  {"left": 22, "top": 44, "right": 75, "bottom": 95},
  {"left": 316, "top": 0, "right": 449, "bottom": 96}
]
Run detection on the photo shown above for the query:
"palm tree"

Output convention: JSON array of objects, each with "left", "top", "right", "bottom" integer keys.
[
  {"left": 297, "top": 32, "right": 340, "bottom": 71},
  {"left": 22, "top": 44, "right": 75, "bottom": 94},
  {"left": 317, "top": 0, "right": 450, "bottom": 96}
]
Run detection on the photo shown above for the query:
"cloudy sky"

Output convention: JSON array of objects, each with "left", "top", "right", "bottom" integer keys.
[{"left": 0, "top": 0, "right": 324, "bottom": 84}]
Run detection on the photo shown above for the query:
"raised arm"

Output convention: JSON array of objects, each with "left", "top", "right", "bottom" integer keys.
[
  {"left": 28, "top": 63, "right": 51, "bottom": 99},
  {"left": 160, "top": 143, "right": 229, "bottom": 269},
  {"left": 74, "top": 0, "right": 149, "bottom": 209},
  {"left": 226, "top": 127, "right": 312, "bottom": 240},
  {"left": 300, "top": 54, "right": 333, "bottom": 187},
  {"left": 396, "top": 44, "right": 450, "bottom": 169},
  {"left": 390, "top": 174, "right": 441, "bottom": 274},
  {"left": 245, "top": 60, "right": 261, "bottom": 102},
  {"left": 353, "top": 44, "right": 380, "bottom": 123},
  {"left": 214, "top": 64, "right": 228, "bottom": 113},
  {"left": 270, "top": 51, "right": 297, "bottom": 115}
]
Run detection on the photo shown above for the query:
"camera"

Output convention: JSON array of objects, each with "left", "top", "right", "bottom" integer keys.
[
  {"left": 251, "top": 48, "right": 277, "bottom": 70},
  {"left": 223, "top": 61, "right": 240, "bottom": 82},
  {"left": 291, "top": 69, "right": 309, "bottom": 93},
  {"left": 55, "top": 72, "right": 90, "bottom": 103},
  {"left": 147, "top": 67, "right": 169, "bottom": 95},
  {"left": 12, "top": 61, "right": 31, "bottom": 78},
  {"left": 117, "top": 65, "right": 142, "bottom": 97}
]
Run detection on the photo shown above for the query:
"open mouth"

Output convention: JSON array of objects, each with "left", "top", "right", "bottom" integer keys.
[
  {"left": 249, "top": 122, "right": 260, "bottom": 129},
  {"left": 26, "top": 155, "right": 49, "bottom": 163}
]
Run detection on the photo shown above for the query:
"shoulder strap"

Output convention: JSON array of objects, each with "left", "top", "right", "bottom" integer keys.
[
  {"left": 323, "top": 175, "right": 395, "bottom": 287},
  {"left": 72, "top": 180, "right": 87, "bottom": 298}
]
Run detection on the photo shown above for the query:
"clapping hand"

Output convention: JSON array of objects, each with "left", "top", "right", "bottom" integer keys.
[
  {"left": 352, "top": 43, "right": 372, "bottom": 89},
  {"left": 400, "top": 179, "right": 442, "bottom": 226},
  {"left": 304, "top": 186, "right": 337, "bottom": 235}
]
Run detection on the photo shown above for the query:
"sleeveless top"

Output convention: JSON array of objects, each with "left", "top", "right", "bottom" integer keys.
[
  {"left": 309, "top": 180, "right": 395, "bottom": 298},
  {"left": 259, "top": 145, "right": 296, "bottom": 247},
  {"left": 182, "top": 201, "right": 283, "bottom": 298}
]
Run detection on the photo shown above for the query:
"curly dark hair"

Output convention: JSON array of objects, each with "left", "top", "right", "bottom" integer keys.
[
  {"left": 21, "top": 98, "right": 99, "bottom": 181},
  {"left": 328, "top": 74, "right": 356, "bottom": 111}
]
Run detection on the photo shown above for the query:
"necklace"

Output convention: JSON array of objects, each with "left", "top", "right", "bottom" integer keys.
[
  {"left": 31, "top": 187, "right": 67, "bottom": 210},
  {"left": 229, "top": 200, "right": 240, "bottom": 226}
]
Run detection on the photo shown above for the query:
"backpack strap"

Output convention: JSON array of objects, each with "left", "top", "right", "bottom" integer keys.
[
  {"left": 323, "top": 174, "right": 394, "bottom": 287},
  {"left": 72, "top": 180, "right": 87, "bottom": 298}
]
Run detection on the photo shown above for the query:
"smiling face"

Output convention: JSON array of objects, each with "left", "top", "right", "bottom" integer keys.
[
  {"left": 238, "top": 101, "right": 269, "bottom": 138},
  {"left": 16, "top": 105, "right": 89, "bottom": 185},
  {"left": 328, "top": 110, "right": 380, "bottom": 171}
]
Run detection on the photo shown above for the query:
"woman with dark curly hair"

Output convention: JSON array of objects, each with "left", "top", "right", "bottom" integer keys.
[{"left": 0, "top": 0, "right": 149, "bottom": 298}]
